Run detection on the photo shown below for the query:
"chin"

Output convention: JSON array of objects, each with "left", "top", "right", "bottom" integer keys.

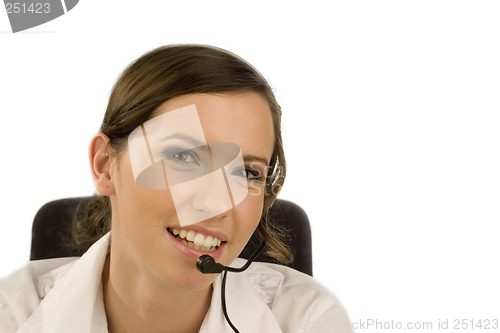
[
  {"left": 155, "top": 264, "right": 218, "bottom": 291},
  {"left": 172, "top": 273, "right": 217, "bottom": 291}
]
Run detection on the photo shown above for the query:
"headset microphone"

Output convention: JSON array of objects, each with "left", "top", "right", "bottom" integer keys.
[
  {"left": 196, "top": 240, "right": 266, "bottom": 274},
  {"left": 196, "top": 240, "right": 266, "bottom": 333},
  {"left": 196, "top": 255, "right": 224, "bottom": 273}
]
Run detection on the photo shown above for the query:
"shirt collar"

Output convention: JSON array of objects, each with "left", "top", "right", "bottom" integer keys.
[{"left": 18, "top": 231, "right": 283, "bottom": 333}]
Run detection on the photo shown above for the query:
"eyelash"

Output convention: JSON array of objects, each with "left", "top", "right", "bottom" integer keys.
[
  {"left": 163, "top": 149, "right": 199, "bottom": 165},
  {"left": 164, "top": 150, "right": 264, "bottom": 182},
  {"left": 233, "top": 167, "right": 265, "bottom": 182}
]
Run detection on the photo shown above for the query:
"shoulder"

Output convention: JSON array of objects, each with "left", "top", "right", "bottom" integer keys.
[
  {"left": 0, "top": 257, "right": 78, "bottom": 333},
  {"left": 232, "top": 258, "right": 354, "bottom": 332}
]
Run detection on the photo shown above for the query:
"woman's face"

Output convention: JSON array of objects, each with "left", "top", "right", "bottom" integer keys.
[{"left": 107, "top": 92, "right": 274, "bottom": 291}]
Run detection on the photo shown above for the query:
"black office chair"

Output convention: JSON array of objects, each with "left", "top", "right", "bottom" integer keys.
[{"left": 30, "top": 197, "right": 313, "bottom": 276}]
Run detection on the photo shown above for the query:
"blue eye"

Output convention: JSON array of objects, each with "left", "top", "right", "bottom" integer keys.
[
  {"left": 164, "top": 149, "right": 199, "bottom": 165},
  {"left": 232, "top": 167, "right": 264, "bottom": 182}
]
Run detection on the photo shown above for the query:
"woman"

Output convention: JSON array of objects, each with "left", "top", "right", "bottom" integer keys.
[{"left": 0, "top": 45, "right": 353, "bottom": 333}]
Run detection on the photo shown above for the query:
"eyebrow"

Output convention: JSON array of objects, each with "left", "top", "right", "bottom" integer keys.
[
  {"left": 159, "top": 133, "right": 206, "bottom": 147},
  {"left": 160, "top": 133, "right": 270, "bottom": 166},
  {"left": 243, "top": 155, "right": 270, "bottom": 167}
]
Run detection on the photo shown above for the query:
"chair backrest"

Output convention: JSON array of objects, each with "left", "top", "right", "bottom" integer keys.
[{"left": 30, "top": 197, "right": 313, "bottom": 276}]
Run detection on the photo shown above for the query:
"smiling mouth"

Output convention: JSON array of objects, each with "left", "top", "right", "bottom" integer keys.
[{"left": 167, "top": 227, "right": 223, "bottom": 252}]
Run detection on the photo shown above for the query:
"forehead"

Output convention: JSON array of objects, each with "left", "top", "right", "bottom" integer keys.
[{"left": 151, "top": 93, "right": 275, "bottom": 162}]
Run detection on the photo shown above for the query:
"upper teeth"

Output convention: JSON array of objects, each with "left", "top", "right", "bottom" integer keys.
[{"left": 169, "top": 228, "right": 222, "bottom": 248}]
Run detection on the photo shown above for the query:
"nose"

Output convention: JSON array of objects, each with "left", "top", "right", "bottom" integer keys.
[{"left": 191, "top": 170, "right": 233, "bottom": 220}]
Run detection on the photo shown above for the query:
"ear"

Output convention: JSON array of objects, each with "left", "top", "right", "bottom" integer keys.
[{"left": 89, "top": 133, "right": 116, "bottom": 196}]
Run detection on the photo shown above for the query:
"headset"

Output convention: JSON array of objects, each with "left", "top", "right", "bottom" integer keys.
[
  {"left": 196, "top": 153, "right": 276, "bottom": 332},
  {"left": 196, "top": 240, "right": 266, "bottom": 333}
]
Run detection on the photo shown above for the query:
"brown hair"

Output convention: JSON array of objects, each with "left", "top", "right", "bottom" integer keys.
[{"left": 71, "top": 44, "right": 293, "bottom": 264}]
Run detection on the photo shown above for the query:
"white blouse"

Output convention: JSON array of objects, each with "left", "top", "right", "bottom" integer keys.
[{"left": 0, "top": 232, "right": 353, "bottom": 332}]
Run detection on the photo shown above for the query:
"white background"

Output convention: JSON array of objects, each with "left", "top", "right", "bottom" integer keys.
[{"left": 1, "top": 1, "right": 499, "bottom": 331}]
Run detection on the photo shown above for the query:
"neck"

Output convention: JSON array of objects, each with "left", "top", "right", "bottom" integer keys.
[{"left": 102, "top": 252, "right": 213, "bottom": 333}]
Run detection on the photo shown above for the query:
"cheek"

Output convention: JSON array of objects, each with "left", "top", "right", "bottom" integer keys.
[
  {"left": 116, "top": 177, "right": 178, "bottom": 233},
  {"left": 114, "top": 154, "right": 179, "bottom": 231},
  {"left": 234, "top": 190, "right": 265, "bottom": 242}
]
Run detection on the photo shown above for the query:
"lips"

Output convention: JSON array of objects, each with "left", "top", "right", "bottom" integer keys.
[
  {"left": 166, "top": 227, "right": 227, "bottom": 262},
  {"left": 167, "top": 227, "right": 221, "bottom": 252}
]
